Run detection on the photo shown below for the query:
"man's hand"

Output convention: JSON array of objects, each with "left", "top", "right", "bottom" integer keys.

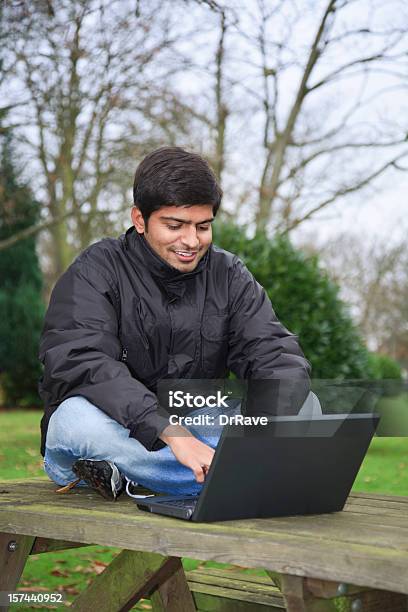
[{"left": 159, "top": 424, "right": 215, "bottom": 483}]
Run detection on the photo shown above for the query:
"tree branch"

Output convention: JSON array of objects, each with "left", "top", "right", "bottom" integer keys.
[
  {"left": 256, "top": 0, "right": 338, "bottom": 229},
  {"left": 280, "top": 151, "right": 408, "bottom": 234}
]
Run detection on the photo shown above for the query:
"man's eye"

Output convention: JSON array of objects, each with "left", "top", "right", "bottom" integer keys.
[
  {"left": 198, "top": 225, "right": 210, "bottom": 231},
  {"left": 167, "top": 225, "right": 182, "bottom": 230}
]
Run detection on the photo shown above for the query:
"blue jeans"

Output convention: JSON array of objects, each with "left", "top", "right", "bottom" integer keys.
[{"left": 44, "top": 396, "right": 241, "bottom": 495}]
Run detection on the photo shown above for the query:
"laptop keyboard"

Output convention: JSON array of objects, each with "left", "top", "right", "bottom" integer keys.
[{"left": 158, "top": 498, "right": 197, "bottom": 510}]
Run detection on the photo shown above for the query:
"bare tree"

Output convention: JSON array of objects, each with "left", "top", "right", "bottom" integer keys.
[
  {"left": 2, "top": 0, "right": 408, "bottom": 264},
  {"left": 0, "top": 0, "right": 196, "bottom": 282},
  {"left": 230, "top": 0, "right": 408, "bottom": 232},
  {"left": 316, "top": 232, "right": 408, "bottom": 369},
  {"left": 213, "top": 9, "right": 228, "bottom": 181}
]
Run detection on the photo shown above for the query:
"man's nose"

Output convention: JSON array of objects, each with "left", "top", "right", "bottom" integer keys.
[{"left": 180, "top": 226, "right": 200, "bottom": 249}]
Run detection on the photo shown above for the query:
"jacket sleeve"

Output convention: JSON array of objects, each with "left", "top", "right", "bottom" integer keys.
[
  {"left": 227, "top": 258, "right": 311, "bottom": 415},
  {"left": 39, "top": 259, "right": 168, "bottom": 451}
]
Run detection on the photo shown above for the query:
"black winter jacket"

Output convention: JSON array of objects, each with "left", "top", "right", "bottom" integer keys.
[{"left": 39, "top": 227, "right": 311, "bottom": 456}]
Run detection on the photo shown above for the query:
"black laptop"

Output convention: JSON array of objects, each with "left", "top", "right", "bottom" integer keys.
[{"left": 136, "top": 413, "right": 379, "bottom": 522}]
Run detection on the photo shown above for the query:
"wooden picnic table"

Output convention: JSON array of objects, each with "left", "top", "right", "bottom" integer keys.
[{"left": 0, "top": 477, "right": 408, "bottom": 611}]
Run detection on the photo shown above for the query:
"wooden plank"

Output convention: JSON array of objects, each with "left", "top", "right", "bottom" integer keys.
[
  {"left": 150, "top": 559, "right": 197, "bottom": 612},
  {"left": 347, "top": 495, "right": 408, "bottom": 506},
  {"left": 2, "top": 478, "right": 408, "bottom": 517},
  {"left": 2, "top": 478, "right": 407, "bottom": 506},
  {"left": 348, "top": 492, "right": 408, "bottom": 504},
  {"left": 190, "top": 569, "right": 408, "bottom": 612},
  {"left": 187, "top": 568, "right": 275, "bottom": 586},
  {"left": 5, "top": 477, "right": 408, "bottom": 546},
  {"left": 31, "top": 537, "right": 90, "bottom": 554},
  {"left": 186, "top": 568, "right": 284, "bottom": 609},
  {"left": 318, "top": 509, "right": 408, "bottom": 528},
  {"left": 69, "top": 550, "right": 194, "bottom": 612},
  {"left": 344, "top": 504, "right": 408, "bottom": 518},
  {"left": 237, "top": 513, "right": 408, "bottom": 548},
  {"left": 186, "top": 570, "right": 281, "bottom": 602},
  {"left": 279, "top": 574, "right": 408, "bottom": 612},
  {"left": 279, "top": 575, "right": 313, "bottom": 612},
  {"left": 1, "top": 504, "right": 408, "bottom": 595},
  {"left": 2, "top": 479, "right": 408, "bottom": 527},
  {"left": 2, "top": 480, "right": 408, "bottom": 594},
  {"left": 304, "top": 576, "right": 408, "bottom": 610},
  {"left": 190, "top": 587, "right": 284, "bottom": 611},
  {"left": 0, "top": 532, "right": 35, "bottom": 611},
  {"left": 0, "top": 482, "right": 408, "bottom": 532},
  {"left": 277, "top": 575, "right": 350, "bottom": 612}
]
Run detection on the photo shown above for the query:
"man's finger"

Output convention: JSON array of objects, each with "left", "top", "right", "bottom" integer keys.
[{"left": 193, "top": 465, "right": 205, "bottom": 483}]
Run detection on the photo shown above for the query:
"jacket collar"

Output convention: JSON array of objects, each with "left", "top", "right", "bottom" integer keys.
[{"left": 123, "top": 227, "right": 209, "bottom": 297}]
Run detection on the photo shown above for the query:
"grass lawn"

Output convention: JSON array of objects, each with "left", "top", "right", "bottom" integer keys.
[{"left": 0, "top": 401, "right": 407, "bottom": 610}]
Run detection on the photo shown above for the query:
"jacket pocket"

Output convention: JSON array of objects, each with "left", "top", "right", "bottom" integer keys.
[
  {"left": 201, "top": 313, "right": 229, "bottom": 375},
  {"left": 121, "top": 299, "right": 156, "bottom": 383},
  {"left": 123, "top": 332, "right": 150, "bottom": 381}
]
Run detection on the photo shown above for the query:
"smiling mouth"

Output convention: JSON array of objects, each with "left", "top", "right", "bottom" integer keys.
[{"left": 174, "top": 250, "right": 198, "bottom": 262}]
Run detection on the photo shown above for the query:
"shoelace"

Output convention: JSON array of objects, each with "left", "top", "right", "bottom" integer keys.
[{"left": 124, "top": 476, "right": 155, "bottom": 499}]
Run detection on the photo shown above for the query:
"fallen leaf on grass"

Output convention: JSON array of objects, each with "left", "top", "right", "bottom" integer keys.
[
  {"left": 90, "top": 560, "right": 108, "bottom": 574},
  {"left": 73, "top": 565, "right": 84, "bottom": 572},
  {"left": 79, "top": 565, "right": 106, "bottom": 575},
  {"left": 92, "top": 560, "right": 108, "bottom": 567},
  {"left": 80, "top": 566, "right": 97, "bottom": 574},
  {"left": 17, "top": 586, "right": 50, "bottom": 592},
  {"left": 63, "top": 587, "right": 80, "bottom": 596},
  {"left": 57, "top": 584, "right": 80, "bottom": 596},
  {"left": 51, "top": 569, "right": 70, "bottom": 577}
]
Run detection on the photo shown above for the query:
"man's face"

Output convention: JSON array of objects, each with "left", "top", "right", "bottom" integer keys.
[{"left": 131, "top": 204, "right": 214, "bottom": 272}]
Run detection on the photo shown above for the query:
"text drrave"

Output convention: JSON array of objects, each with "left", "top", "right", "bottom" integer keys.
[{"left": 168, "top": 414, "right": 269, "bottom": 426}]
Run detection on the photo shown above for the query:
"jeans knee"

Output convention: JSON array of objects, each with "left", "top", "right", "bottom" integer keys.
[{"left": 47, "top": 396, "right": 104, "bottom": 454}]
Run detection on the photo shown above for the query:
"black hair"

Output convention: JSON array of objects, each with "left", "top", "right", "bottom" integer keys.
[{"left": 133, "top": 146, "right": 222, "bottom": 222}]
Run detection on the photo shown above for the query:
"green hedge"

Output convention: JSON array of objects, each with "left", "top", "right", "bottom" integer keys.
[
  {"left": 214, "top": 223, "right": 371, "bottom": 379},
  {"left": 0, "top": 134, "right": 44, "bottom": 406},
  {"left": 367, "top": 353, "right": 402, "bottom": 380}
]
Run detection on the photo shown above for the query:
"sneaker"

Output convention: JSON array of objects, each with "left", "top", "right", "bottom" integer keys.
[{"left": 72, "top": 459, "right": 125, "bottom": 501}]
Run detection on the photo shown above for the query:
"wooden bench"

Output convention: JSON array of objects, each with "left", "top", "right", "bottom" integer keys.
[{"left": 0, "top": 477, "right": 408, "bottom": 611}]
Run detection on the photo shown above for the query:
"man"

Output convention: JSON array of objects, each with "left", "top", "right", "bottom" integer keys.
[{"left": 39, "top": 146, "right": 311, "bottom": 501}]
